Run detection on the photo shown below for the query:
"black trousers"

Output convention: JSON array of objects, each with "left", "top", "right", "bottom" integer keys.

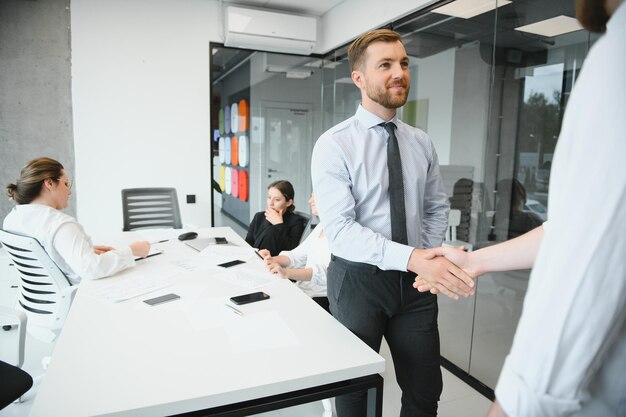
[{"left": 328, "top": 255, "right": 442, "bottom": 417}]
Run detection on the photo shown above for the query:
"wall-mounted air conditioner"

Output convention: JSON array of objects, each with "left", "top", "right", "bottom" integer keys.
[{"left": 224, "top": 6, "right": 317, "bottom": 56}]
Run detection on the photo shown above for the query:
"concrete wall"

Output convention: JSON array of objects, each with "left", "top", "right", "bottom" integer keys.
[{"left": 0, "top": 0, "right": 75, "bottom": 219}]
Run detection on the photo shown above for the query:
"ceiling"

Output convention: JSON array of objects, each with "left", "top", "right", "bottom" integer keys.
[
  {"left": 221, "top": 0, "right": 345, "bottom": 16},
  {"left": 395, "top": 0, "right": 590, "bottom": 62}
]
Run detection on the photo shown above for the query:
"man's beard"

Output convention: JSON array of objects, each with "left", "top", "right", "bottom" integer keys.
[
  {"left": 576, "top": 0, "right": 609, "bottom": 32},
  {"left": 366, "top": 79, "right": 409, "bottom": 109}
]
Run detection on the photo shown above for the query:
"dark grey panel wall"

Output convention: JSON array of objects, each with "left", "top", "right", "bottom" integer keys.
[{"left": 0, "top": 0, "right": 75, "bottom": 220}]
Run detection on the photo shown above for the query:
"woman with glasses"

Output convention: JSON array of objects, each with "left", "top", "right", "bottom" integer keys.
[{"left": 4, "top": 157, "right": 150, "bottom": 284}]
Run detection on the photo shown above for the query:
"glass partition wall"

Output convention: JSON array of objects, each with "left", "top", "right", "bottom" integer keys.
[{"left": 211, "top": 0, "right": 597, "bottom": 394}]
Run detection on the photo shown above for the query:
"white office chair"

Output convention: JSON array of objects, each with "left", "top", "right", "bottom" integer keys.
[
  {"left": 0, "top": 229, "right": 77, "bottom": 343},
  {"left": 0, "top": 306, "right": 27, "bottom": 369},
  {"left": 444, "top": 209, "right": 473, "bottom": 252}
]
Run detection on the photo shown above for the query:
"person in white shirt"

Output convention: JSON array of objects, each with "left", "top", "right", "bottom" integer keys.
[
  {"left": 4, "top": 157, "right": 150, "bottom": 284},
  {"left": 259, "top": 194, "right": 331, "bottom": 312},
  {"left": 415, "top": 0, "right": 626, "bottom": 415}
]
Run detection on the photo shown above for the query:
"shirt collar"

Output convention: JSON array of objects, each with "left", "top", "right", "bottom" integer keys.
[
  {"left": 608, "top": 1, "right": 626, "bottom": 32},
  {"left": 355, "top": 105, "right": 399, "bottom": 130}
]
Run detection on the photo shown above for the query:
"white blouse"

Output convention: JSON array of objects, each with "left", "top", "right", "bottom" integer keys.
[
  {"left": 279, "top": 225, "right": 330, "bottom": 298},
  {"left": 3, "top": 204, "right": 135, "bottom": 284}
]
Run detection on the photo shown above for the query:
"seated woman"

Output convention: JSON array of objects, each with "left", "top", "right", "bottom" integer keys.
[
  {"left": 259, "top": 194, "right": 330, "bottom": 312},
  {"left": 4, "top": 157, "right": 150, "bottom": 284},
  {"left": 245, "top": 180, "right": 307, "bottom": 256}
]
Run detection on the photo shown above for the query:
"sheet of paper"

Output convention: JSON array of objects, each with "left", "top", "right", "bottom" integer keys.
[
  {"left": 86, "top": 263, "right": 180, "bottom": 303},
  {"left": 135, "top": 228, "right": 187, "bottom": 243},
  {"left": 215, "top": 267, "right": 277, "bottom": 289},
  {"left": 88, "top": 275, "right": 173, "bottom": 303},
  {"left": 226, "top": 311, "right": 299, "bottom": 352},
  {"left": 176, "top": 295, "right": 239, "bottom": 330},
  {"left": 200, "top": 245, "right": 258, "bottom": 261},
  {"left": 169, "top": 257, "right": 223, "bottom": 273}
]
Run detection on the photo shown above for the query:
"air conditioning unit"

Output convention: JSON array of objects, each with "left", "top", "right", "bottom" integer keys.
[{"left": 224, "top": 6, "right": 317, "bottom": 56}]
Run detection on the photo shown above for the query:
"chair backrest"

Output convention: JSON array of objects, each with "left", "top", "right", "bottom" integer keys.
[
  {"left": 121, "top": 188, "right": 182, "bottom": 231},
  {"left": 447, "top": 209, "right": 462, "bottom": 241},
  {"left": 0, "top": 230, "right": 75, "bottom": 341},
  {"left": 294, "top": 211, "right": 313, "bottom": 244}
]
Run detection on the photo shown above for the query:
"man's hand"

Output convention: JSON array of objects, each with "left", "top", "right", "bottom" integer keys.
[
  {"left": 93, "top": 245, "right": 114, "bottom": 255},
  {"left": 413, "top": 246, "right": 480, "bottom": 295},
  {"left": 408, "top": 248, "right": 475, "bottom": 300},
  {"left": 266, "top": 261, "right": 288, "bottom": 278},
  {"left": 264, "top": 208, "right": 284, "bottom": 225}
]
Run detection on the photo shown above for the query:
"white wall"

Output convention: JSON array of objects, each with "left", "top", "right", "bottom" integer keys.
[
  {"left": 413, "top": 48, "right": 456, "bottom": 165},
  {"left": 71, "top": 0, "right": 223, "bottom": 235},
  {"left": 71, "top": 0, "right": 439, "bottom": 236},
  {"left": 449, "top": 43, "right": 491, "bottom": 181}
]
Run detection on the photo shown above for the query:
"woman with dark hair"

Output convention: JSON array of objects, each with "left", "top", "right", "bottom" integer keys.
[
  {"left": 245, "top": 180, "right": 307, "bottom": 256},
  {"left": 4, "top": 157, "right": 150, "bottom": 284}
]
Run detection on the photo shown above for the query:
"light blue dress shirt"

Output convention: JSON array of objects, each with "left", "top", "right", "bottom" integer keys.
[{"left": 311, "top": 105, "right": 449, "bottom": 271}]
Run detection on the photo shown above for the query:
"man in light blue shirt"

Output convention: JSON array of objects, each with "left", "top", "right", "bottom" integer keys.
[{"left": 311, "top": 29, "right": 474, "bottom": 417}]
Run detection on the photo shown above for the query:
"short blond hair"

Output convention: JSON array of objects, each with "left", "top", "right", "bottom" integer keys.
[{"left": 348, "top": 29, "right": 402, "bottom": 71}]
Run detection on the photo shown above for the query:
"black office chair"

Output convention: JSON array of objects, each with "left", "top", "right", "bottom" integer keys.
[
  {"left": 294, "top": 210, "right": 313, "bottom": 244},
  {"left": 0, "top": 360, "right": 32, "bottom": 409},
  {"left": 121, "top": 188, "right": 183, "bottom": 231},
  {"left": 0, "top": 307, "right": 32, "bottom": 409}
]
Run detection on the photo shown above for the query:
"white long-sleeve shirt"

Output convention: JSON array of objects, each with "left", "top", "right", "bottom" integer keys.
[
  {"left": 3, "top": 204, "right": 135, "bottom": 284},
  {"left": 495, "top": 4, "right": 626, "bottom": 416},
  {"left": 279, "top": 225, "right": 330, "bottom": 298},
  {"left": 311, "top": 105, "right": 449, "bottom": 271}
]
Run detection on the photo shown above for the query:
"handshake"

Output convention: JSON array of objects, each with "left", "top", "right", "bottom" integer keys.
[{"left": 409, "top": 246, "right": 480, "bottom": 300}]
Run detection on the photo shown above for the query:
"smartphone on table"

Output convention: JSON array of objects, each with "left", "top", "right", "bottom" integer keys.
[
  {"left": 143, "top": 293, "right": 180, "bottom": 306},
  {"left": 217, "top": 259, "right": 246, "bottom": 268},
  {"left": 230, "top": 292, "right": 270, "bottom": 305}
]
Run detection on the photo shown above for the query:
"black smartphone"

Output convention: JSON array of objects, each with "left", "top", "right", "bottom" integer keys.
[
  {"left": 214, "top": 237, "right": 228, "bottom": 244},
  {"left": 143, "top": 293, "right": 180, "bottom": 306},
  {"left": 230, "top": 292, "right": 270, "bottom": 305},
  {"left": 217, "top": 259, "right": 246, "bottom": 268}
]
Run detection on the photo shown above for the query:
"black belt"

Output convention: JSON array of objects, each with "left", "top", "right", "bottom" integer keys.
[{"left": 330, "top": 254, "right": 416, "bottom": 278}]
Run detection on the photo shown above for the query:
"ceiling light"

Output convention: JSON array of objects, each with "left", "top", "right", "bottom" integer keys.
[
  {"left": 432, "top": 0, "right": 511, "bottom": 19},
  {"left": 515, "top": 15, "right": 583, "bottom": 37}
]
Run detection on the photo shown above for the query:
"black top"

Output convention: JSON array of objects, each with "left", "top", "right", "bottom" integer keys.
[{"left": 245, "top": 211, "right": 307, "bottom": 256}]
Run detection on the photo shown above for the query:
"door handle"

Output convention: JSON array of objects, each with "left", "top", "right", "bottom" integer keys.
[{"left": 268, "top": 169, "right": 278, "bottom": 173}]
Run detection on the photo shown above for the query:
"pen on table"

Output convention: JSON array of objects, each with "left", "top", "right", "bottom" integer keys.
[
  {"left": 254, "top": 250, "right": 264, "bottom": 260},
  {"left": 138, "top": 251, "right": 164, "bottom": 260},
  {"left": 225, "top": 303, "right": 244, "bottom": 316},
  {"left": 156, "top": 239, "right": 169, "bottom": 243}
]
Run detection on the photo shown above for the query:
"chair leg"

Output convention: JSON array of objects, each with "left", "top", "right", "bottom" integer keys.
[{"left": 321, "top": 398, "right": 334, "bottom": 417}]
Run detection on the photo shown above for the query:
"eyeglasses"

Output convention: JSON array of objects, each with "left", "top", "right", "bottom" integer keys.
[{"left": 53, "top": 178, "right": 73, "bottom": 190}]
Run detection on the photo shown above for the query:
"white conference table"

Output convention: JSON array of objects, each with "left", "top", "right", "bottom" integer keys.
[{"left": 28, "top": 227, "right": 385, "bottom": 417}]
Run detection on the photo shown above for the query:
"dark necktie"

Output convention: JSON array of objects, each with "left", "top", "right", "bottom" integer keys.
[{"left": 382, "top": 122, "right": 408, "bottom": 245}]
